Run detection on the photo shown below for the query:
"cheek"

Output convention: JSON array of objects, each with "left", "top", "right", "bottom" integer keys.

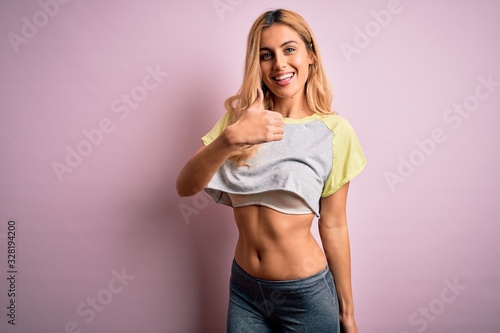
[
  {"left": 260, "top": 60, "right": 270, "bottom": 70},
  {"left": 260, "top": 62, "right": 272, "bottom": 79},
  {"left": 296, "top": 55, "right": 311, "bottom": 70},
  {"left": 285, "top": 55, "right": 306, "bottom": 75},
  {"left": 292, "top": 60, "right": 309, "bottom": 80}
]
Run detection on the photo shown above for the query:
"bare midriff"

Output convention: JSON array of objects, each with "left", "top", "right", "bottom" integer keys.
[{"left": 233, "top": 205, "right": 328, "bottom": 281}]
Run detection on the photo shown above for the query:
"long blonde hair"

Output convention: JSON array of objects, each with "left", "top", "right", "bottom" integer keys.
[{"left": 225, "top": 9, "right": 333, "bottom": 165}]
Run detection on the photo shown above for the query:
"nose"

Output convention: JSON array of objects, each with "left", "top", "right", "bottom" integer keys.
[{"left": 274, "top": 53, "right": 286, "bottom": 70}]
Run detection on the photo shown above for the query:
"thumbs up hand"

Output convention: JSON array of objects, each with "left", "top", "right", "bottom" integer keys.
[{"left": 228, "top": 88, "right": 284, "bottom": 146}]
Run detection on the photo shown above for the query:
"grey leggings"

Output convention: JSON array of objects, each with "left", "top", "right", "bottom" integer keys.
[{"left": 227, "top": 259, "right": 339, "bottom": 333}]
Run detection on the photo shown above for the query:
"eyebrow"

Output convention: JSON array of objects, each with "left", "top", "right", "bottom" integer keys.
[{"left": 260, "top": 40, "right": 298, "bottom": 51}]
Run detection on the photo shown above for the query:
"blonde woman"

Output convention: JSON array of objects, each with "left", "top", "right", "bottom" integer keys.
[{"left": 176, "top": 9, "right": 366, "bottom": 333}]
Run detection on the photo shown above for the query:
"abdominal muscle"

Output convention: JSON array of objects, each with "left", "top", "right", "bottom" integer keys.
[{"left": 233, "top": 205, "right": 328, "bottom": 281}]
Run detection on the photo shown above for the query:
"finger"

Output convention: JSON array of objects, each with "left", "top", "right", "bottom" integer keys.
[
  {"left": 271, "top": 132, "right": 284, "bottom": 141},
  {"left": 251, "top": 88, "right": 264, "bottom": 108},
  {"left": 272, "top": 110, "right": 283, "bottom": 119},
  {"left": 273, "top": 126, "right": 285, "bottom": 135},
  {"left": 256, "top": 87, "right": 263, "bottom": 101},
  {"left": 273, "top": 118, "right": 284, "bottom": 127},
  {"left": 270, "top": 119, "right": 284, "bottom": 130}
]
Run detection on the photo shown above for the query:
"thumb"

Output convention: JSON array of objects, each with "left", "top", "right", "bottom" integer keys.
[{"left": 250, "top": 88, "right": 264, "bottom": 110}]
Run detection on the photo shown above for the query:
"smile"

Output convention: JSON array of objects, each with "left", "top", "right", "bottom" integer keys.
[
  {"left": 274, "top": 72, "right": 294, "bottom": 80},
  {"left": 273, "top": 72, "right": 295, "bottom": 86}
]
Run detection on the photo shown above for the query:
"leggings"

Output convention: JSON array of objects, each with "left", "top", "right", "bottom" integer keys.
[{"left": 227, "top": 259, "right": 339, "bottom": 333}]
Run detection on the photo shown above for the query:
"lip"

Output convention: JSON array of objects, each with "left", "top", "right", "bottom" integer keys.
[{"left": 272, "top": 72, "right": 295, "bottom": 86}]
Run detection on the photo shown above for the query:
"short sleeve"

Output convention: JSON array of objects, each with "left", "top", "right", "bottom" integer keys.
[
  {"left": 321, "top": 116, "right": 367, "bottom": 197},
  {"left": 201, "top": 112, "right": 231, "bottom": 146}
]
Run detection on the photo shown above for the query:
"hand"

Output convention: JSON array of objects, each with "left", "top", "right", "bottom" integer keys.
[
  {"left": 340, "top": 315, "right": 358, "bottom": 333},
  {"left": 228, "top": 88, "right": 284, "bottom": 145}
]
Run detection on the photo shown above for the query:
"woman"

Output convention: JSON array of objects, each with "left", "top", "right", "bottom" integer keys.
[{"left": 176, "top": 8, "right": 366, "bottom": 333}]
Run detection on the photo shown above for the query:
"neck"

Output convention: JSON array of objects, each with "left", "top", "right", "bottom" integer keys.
[{"left": 272, "top": 93, "right": 312, "bottom": 119}]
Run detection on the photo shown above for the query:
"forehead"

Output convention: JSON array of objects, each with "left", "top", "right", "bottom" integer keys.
[{"left": 260, "top": 24, "right": 304, "bottom": 48}]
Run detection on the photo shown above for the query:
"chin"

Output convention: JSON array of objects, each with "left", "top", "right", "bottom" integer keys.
[{"left": 269, "top": 87, "right": 303, "bottom": 100}]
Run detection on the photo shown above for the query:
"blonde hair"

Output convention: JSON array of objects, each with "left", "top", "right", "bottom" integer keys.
[{"left": 225, "top": 9, "right": 333, "bottom": 165}]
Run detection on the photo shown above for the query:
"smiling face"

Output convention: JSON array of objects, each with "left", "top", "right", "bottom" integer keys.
[{"left": 259, "top": 24, "right": 314, "bottom": 101}]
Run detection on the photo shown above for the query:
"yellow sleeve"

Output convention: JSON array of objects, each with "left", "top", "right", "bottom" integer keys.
[
  {"left": 201, "top": 112, "right": 231, "bottom": 146},
  {"left": 321, "top": 116, "right": 367, "bottom": 197}
]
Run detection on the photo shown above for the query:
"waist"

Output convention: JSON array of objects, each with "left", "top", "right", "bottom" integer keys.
[
  {"left": 233, "top": 206, "right": 326, "bottom": 280},
  {"left": 233, "top": 246, "right": 328, "bottom": 281},
  {"left": 231, "top": 258, "right": 330, "bottom": 285}
]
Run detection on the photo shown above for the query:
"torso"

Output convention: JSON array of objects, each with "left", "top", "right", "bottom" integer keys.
[
  {"left": 233, "top": 205, "right": 327, "bottom": 280},
  {"left": 203, "top": 114, "right": 356, "bottom": 280}
]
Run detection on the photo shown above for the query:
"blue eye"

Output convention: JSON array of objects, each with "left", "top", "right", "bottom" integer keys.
[
  {"left": 260, "top": 52, "right": 272, "bottom": 60},
  {"left": 285, "top": 47, "right": 295, "bottom": 53}
]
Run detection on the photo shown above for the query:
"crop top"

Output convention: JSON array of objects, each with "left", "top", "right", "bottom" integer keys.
[
  {"left": 201, "top": 112, "right": 366, "bottom": 217},
  {"left": 228, "top": 190, "right": 314, "bottom": 215}
]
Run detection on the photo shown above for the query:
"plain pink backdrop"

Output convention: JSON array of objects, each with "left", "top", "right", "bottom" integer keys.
[{"left": 1, "top": 0, "right": 499, "bottom": 332}]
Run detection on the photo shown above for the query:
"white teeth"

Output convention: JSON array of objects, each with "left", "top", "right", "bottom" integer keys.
[{"left": 275, "top": 73, "right": 293, "bottom": 80}]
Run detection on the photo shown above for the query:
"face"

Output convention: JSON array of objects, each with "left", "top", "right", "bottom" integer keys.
[{"left": 259, "top": 24, "right": 314, "bottom": 100}]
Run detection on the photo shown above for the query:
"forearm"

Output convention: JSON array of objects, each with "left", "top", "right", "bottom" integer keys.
[
  {"left": 176, "top": 127, "right": 239, "bottom": 197},
  {"left": 319, "top": 223, "right": 355, "bottom": 318}
]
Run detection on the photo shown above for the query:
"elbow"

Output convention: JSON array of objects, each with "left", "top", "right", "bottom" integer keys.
[
  {"left": 176, "top": 184, "right": 194, "bottom": 198},
  {"left": 175, "top": 179, "right": 202, "bottom": 198},
  {"left": 177, "top": 189, "right": 191, "bottom": 197}
]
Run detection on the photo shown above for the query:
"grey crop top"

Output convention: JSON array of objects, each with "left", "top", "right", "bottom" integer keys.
[
  {"left": 201, "top": 113, "right": 366, "bottom": 217},
  {"left": 228, "top": 190, "right": 314, "bottom": 215}
]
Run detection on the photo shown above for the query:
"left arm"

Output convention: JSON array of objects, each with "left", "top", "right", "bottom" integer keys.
[{"left": 319, "top": 182, "right": 359, "bottom": 333}]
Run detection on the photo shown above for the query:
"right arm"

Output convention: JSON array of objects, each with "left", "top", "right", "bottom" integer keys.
[
  {"left": 175, "top": 129, "right": 239, "bottom": 197},
  {"left": 176, "top": 88, "right": 284, "bottom": 197}
]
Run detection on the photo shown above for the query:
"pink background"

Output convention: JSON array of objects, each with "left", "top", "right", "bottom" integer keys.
[{"left": 1, "top": 0, "right": 499, "bottom": 332}]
